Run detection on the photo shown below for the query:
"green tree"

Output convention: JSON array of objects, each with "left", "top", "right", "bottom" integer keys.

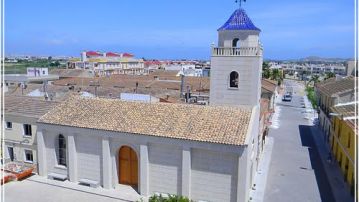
[
  {"left": 262, "top": 62, "right": 271, "bottom": 79},
  {"left": 307, "top": 75, "right": 320, "bottom": 87},
  {"left": 324, "top": 72, "right": 335, "bottom": 80}
]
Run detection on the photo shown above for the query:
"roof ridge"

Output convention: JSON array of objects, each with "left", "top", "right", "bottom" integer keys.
[{"left": 38, "top": 95, "right": 253, "bottom": 146}]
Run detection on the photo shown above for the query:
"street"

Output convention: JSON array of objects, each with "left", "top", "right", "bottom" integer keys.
[{"left": 264, "top": 80, "right": 335, "bottom": 202}]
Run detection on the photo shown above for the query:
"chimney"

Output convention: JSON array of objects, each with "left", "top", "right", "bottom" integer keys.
[{"left": 180, "top": 73, "right": 185, "bottom": 98}]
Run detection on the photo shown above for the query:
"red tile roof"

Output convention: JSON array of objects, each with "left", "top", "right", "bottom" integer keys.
[
  {"left": 123, "top": 53, "right": 134, "bottom": 57},
  {"left": 144, "top": 60, "right": 162, "bottom": 66},
  {"left": 86, "top": 51, "right": 102, "bottom": 56},
  {"left": 106, "top": 52, "right": 121, "bottom": 57}
]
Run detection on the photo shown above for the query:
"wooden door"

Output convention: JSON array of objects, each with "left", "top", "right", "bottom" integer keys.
[{"left": 119, "top": 146, "right": 138, "bottom": 187}]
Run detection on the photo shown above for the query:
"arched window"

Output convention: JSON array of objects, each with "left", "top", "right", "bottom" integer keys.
[
  {"left": 229, "top": 71, "right": 239, "bottom": 88},
  {"left": 58, "top": 134, "right": 66, "bottom": 166},
  {"left": 232, "top": 38, "right": 239, "bottom": 47}
]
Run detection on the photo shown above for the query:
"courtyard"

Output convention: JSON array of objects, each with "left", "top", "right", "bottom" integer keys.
[{"left": 3, "top": 175, "right": 141, "bottom": 202}]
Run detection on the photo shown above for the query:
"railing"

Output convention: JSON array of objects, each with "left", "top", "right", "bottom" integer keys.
[{"left": 212, "top": 47, "right": 262, "bottom": 56}]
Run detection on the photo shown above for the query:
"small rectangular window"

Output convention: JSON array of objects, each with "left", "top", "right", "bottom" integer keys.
[
  {"left": 6, "top": 122, "right": 12, "bottom": 129},
  {"left": 24, "top": 150, "right": 33, "bottom": 163},
  {"left": 23, "top": 124, "right": 32, "bottom": 136}
]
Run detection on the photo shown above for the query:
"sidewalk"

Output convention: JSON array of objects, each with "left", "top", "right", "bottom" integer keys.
[
  {"left": 310, "top": 125, "right": 354, "bottom": 202},
  {"left": 249, "top": 137, "right": 274, "bottom": 202},
  {"left": 304, "top": 95, "right": 354, "bottom": 202}
]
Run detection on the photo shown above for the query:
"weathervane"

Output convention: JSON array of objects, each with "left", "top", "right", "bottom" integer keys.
[{"left": 235, "top": 0, "right": 246, "bottom": 8}]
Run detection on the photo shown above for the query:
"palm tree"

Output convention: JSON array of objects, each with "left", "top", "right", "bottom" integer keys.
[
  {"left": 308, "top": 75, "right": 320, "bottom": 87},
  {"left": 262, "top": 62, "right": 271, "bottom": 79}
]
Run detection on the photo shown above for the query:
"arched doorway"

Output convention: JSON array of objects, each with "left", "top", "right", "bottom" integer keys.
[
  {"left": 118, "top": 146, "right": 138, "bottom": 188},
  {"left": 232, "top": 38, "right": 239, "bottom": 47}
]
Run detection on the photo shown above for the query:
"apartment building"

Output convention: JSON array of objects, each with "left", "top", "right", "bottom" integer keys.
[
  {"left": 282, "top": 63, "right": 347, "bottom": 75},
  {"left": 3, "top": 96, "right": 59, "bottom": 171},
  {"left": 67, "top": 51, "right": 146, "bottom": 76}
]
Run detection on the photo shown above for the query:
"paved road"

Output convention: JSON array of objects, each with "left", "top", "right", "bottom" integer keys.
[{"left": 264, "top": 80, "right": 335, "bottom": 202}]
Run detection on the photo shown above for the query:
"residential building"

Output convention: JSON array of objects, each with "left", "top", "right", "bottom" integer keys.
[
  {"left": 261, "top": 79, "right": 278, "bottom": 112},
  {"left": 35, "top": 8, "right": 263, "bottom": 202},
  {"left": 27, "top": 67, "right": 49, "bottom": 77},
  {"left": 315, "top": 76, "right": 355, "bottom": 142},
  {"left": 3, "top": 96, "right": 59, "bottom": 171},
  {"left": 282, "top": 63, "right": 347, "bottom": 75},
  {"left": 346, "top": 60, "right": 358, "bottom": 76},
  {"left": 259, "top": 79, "right": 278, "bottom": 153},
  {"left": 67, "top": 51, "right": 146, "bottom": 76},
  {"left": 330, "top": 102, "right": 357, "bottom": 195}
]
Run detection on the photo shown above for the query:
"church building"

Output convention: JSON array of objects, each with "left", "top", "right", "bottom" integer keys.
[{"left": 36, "top": 8, "right": 262, "bottom": 202}]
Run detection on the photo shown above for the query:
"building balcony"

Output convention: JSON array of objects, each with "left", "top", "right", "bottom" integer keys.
[{"left": 212, "top": 46, "right": 262, "bottom": 57}]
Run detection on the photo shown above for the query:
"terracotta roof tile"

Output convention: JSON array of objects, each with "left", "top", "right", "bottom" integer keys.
[
  {"left": 261, "top": 79, "right": 277, "bottom": 94},
  {"left": 330, "top": 103, "right": 357, "bottom": 118},
  {"left": 317, "top": 76, "right": 355, "bottom": 96},
  {"left": 4, "top": 96, "right": 60, "bottom": 118},
  {"left": 38, "top": 96, "right": 252, "bottom": 146}
]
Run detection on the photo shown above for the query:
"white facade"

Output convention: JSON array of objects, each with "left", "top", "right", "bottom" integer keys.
[
  {"left": 120, "top": 93, "right": 159, "bottom": 103},
  {"left": 4, "top": 115, "right": 38, "bottom": 167},
  {"left": 27, "top": 67, "right": 49, "bottom": 77},
  {"left": 37, "top": 108, "right": 258, "bottom": 202},
  {"left": 210, "top": 30, "right": 262, "bottom": 107}
]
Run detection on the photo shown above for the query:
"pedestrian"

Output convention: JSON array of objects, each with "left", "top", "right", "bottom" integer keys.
[{"left": 327, "top": 152, "right": 332, "bottom": 163}]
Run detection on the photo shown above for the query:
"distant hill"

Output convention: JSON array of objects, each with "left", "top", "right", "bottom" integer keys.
[{"left": 298, "top": 56, "right": 353, "bottom": 62}]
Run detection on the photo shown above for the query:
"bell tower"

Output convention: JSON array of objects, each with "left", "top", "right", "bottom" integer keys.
[{"left": 209, "top": 8, "right": 262, "bottom": 107}]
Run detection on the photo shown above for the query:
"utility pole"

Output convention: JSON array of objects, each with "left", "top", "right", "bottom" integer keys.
[{"left": 180, "top": 73, "right": 185, "bottom": 98}]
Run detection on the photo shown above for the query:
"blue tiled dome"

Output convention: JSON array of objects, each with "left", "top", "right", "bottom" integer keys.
[{"left": 218, "top": 8, "right": 261, "bottom": 31}]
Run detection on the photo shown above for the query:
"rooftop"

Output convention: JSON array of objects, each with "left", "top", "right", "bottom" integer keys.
[
  {"left": 261, "top": 79, "right": 277, "bottom": 94},
  {"left": 39, "top": 96, "right": 252, "bottom": 146},
  {"left": 316, "top": 76, "right": 355, "bottom": 96},
  {"left": 330, "top": 103, "right": 357, "bottom": 118},
  {"left": 4, "top": 96, "right": 60, "bottom": 118},
  {"left": 330, "top": 103, "right": 358, "bottom": 130},
  {"left": 218, "top": 8, "right": 261, "bottom": 31}
]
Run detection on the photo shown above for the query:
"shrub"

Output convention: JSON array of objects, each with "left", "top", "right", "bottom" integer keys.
[{"left": 148, "top": 194, "right": 192, "bottom": 202}]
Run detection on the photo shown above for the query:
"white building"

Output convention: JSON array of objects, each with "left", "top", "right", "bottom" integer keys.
[
  {"left": 27, "top": 67, "right": 49, "bottom": 77},
  {"left": 282, "top": 63, "right": 347, "bottom": 75},
  {"left": 34, "top": 8, "right": 263, "bottom": 202},
  {"left": 68, "top": 51, "right": 146, "bottom": 76},
  {"left": 3, "top": 96, "right": 59, "bottom": 170}
]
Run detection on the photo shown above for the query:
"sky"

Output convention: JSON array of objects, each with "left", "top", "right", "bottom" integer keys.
[{"left": 5, "top": 0, "right": 355, "bottom": 60}]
